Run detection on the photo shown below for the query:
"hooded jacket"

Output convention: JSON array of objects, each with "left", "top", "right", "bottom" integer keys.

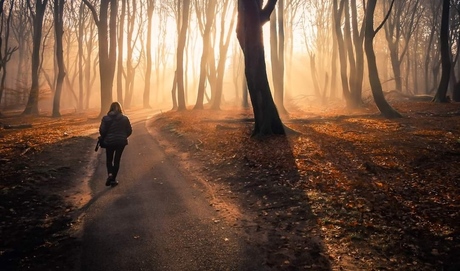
[{"left": 99, "top": 111, "right": 132, "bottom": 148}]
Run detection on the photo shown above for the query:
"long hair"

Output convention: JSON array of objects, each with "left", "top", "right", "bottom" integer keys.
[{"left": 108, "top": 102, "right": 123, "bottom": 114}]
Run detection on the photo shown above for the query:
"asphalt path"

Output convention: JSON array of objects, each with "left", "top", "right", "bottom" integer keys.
[{"left": 79, "top": 116, "right": 267, "bottom": 271}]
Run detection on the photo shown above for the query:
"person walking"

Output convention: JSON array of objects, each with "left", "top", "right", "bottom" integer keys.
[{"left": 99, "top": 102, "right": 132, "bottom": 187}]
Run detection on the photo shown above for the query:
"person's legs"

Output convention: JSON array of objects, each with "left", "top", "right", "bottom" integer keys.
[
  {"left": 105, "top": 147, "right": 115, "bottom": 175},
  {"left": 105, "top": 148, "right": 116, "bottom": 186},
  {"left": 112, "top": 146, "right": 125, "bottom": 180}
]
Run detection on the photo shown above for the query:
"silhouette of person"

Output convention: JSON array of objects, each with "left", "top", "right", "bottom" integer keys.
[{"left": 99, "top": 102, "right": 132, "bottom": 186}]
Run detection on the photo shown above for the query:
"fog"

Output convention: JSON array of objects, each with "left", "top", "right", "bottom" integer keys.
[{"left": 0, "top": 1, "right": 451, "bottom": 114}]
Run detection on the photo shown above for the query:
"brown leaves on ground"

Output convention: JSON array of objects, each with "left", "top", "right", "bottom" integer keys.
[
  {"left": 1, "top": 102, "right": 459, "bottom": 270},
  {"left": 151, "top": 101, "right": 460, "bottom": 271},
  {"left": 0, "top": 111, "right": 100, "bottom": 270}
]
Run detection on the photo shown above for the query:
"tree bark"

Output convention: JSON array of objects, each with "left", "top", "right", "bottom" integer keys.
[
  {"left": 194, "top": 0, "right": 216, "bottom": 110},
  {"left": 143, "top": 0, "right": 154, "bottom": 109},
  {"left": 52, "top": 0, "right": 66, "bottom": 117},
  {"left": 23, "top": 0, "right": 48, "bottom": 115},
  {"left": 116, "top": 0, "right": 125, "bottom": 106},
  {"left": 365, "top": 0, "right": 402, "bottom": 119},
  {"left": 269, "top": 0, "right": 287, "bottom": 115},
  {"left": 0, "top": 0, "right": 17, "bottom": 113},
  {"left": 82, "top": 0, "right": 117, "bottom": 116},
  {"left": 210, "top": 1, "right": 236, "bottom": 110},
  {"left": 237, "top": 0, "right": 284, "bottom": 136},
  {"left": 77, "top": 2, "right": 84, "bottom": 111},
  {"left": 433, "top": 0, "right": 451, "bottom": 103},
  {"left": 176, "top": 0, "right": 190, "bottom": 111},
  {"left": 332, "top": 0, "right": 351, "bottom": 106}
]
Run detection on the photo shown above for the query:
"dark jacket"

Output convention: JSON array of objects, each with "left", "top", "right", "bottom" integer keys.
[{"left": 99, "top": 111, "right": 132, "bottom": 148}]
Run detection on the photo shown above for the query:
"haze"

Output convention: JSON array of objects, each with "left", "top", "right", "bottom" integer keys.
[{"left": 0, "top": 1, "right": 450, "bottom": 115}]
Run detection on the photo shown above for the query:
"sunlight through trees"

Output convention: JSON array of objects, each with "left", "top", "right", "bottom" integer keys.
[{"left": 0, "top": 0, "right": 458, "bottom": 117}]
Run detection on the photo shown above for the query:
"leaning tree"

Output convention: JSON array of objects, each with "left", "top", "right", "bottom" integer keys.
[
  {"left": 236, "top": 0, "right": 284, "bottom": 136},
  {"left": 364, "top": 0, "right": 402, "bottom": 119}
]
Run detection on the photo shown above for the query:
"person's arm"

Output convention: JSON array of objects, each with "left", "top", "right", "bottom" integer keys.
[
  {"left": 126, "top": 117, "right": 133, "bottom": 137},
  {"left": 99, "top": 117, "right": 109, "bottom": 137}
]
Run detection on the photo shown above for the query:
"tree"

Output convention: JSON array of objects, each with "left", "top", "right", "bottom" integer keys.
[
  {"left": 174, "top": 0, "right": 190, "bottom": 111},
  {"left": 433, "top": 0, "right": 451, "bottom": 103},
  {"left": 22, "top": 0, "right": 48, "bottom": 115},
  {"left": 347, "top": 0, "right": 365, "bottom": 106},
  {"left": 116, "top": 0, "right": 126, "bottom": 106},
  {"left": 143, "top": 0, "right": 155, "bottom": 109},
  {"left": 333, "top": 0, "right": 352, "bottom": 106},
  {"left": 383, "top": 0, "right": 421, "bottom": 93},
  {"left": 269, "top": 0, "right": 287, "bottom": 114},
  {"left": 209, "top": 0, "right": 236, "bottom": 110},
  {"left": 52, "top": 0, "right": 65, "bottom": 117},
  {"left": 193, "top": 0, "right": 216, "bottom": 110},
  {"left": 236, "top": 0, "right": 285, "bottom": 136},
  {"left": 364, "top": 0, "right": 402, "bottom": 119},
  {"left": 0, "top": 0, "right": 18, "bottom": 114},
  {"left": 123, "top": 0, "right": 144, "bottom": 109},
  {"left": 10, "top": 0, "right": 31, "bottom": 104},
  {"left": 82, "top": 0, "right": 118, "bottom": 116}
]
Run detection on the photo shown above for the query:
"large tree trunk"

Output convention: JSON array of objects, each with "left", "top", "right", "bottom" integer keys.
[
  {"left": 365, "top": 0, "right": 401, "bottom": 119},
  {"left": 433, "top": 0, "right": 451, "bottom": 103},
  {"left": 237, "top": 0, "right": 284, "bottom": 137},
  {"left": 176, "top": 0, "right": 190, "bottom": 111},
  {"left": 52, "top": 0, "right": 66, "bottom": 117},
  {"left": 23, "top": 0, "right": 48, "bottom": 115}
]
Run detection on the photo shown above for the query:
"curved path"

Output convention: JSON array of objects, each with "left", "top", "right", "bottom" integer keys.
[{"left": 79, "top": 116, "right": 267, "bottom": 271}]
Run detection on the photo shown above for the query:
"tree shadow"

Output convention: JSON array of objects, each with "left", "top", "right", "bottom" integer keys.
[
  {"left": 223, "top": 123, "right": 332, "bottom": 270},
  {"left": 294, "top": 119, "right": 460, "bottom": 270}
]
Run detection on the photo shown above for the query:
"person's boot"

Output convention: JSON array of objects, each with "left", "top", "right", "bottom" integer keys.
[
  {"left": 105, "top": 173, "right": 113, "bottom": 186},
  {"left": 110, "top": 178, "right": 118, "bottom": 187}
]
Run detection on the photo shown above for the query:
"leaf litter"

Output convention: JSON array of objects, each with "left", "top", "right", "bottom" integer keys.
[
  {"left": 151, "top": 101, "right": 460, "bottom": 271},
  {"left": 1, "top": 102, "right": 459, "bottom": 270}
]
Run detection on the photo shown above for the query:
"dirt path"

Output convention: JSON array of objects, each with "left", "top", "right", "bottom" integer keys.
[{"left": 78, "top": 118, "right": 267, "bottom": 271}]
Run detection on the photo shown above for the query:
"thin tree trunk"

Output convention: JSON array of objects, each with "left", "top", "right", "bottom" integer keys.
[
  {"left": 143, "top": 0, "right": 154, "bottom": 109},
  {"left": 269, "top": 0, "right": 286, "bottom": 114},
  {"left": 194, "top": 0, "right": 216, "bottom": 110},
  {"left": 23, "top": 0, "right": 48, "bottom": 115},
  {"left": 83, "top": 0, "right": 118, "bottom": 116},
  {"left": 0, "top": 0, "right": 17, "bottom": 113},
  {"left": 176, "top": 0, "right": 190, "bottom": 111},
  {"left": 52, "top": 0, "right": 66, "bottom": 117},
  {"left": 210, "top": 2, "right": 236, "bottom": 110},
  {"left": 117, "top": 0, "right": 126, "bottom": 106}
]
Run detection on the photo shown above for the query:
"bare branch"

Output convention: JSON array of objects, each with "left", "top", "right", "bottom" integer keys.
[
  {"left": 260, "top": 0, "right": 277, "bottom": 24},
  {"left": 374, "top": 0, "right": 395, "bottom": 35},
  {"left": 82, "top": 0, "right": 99, "bottom": 25}
]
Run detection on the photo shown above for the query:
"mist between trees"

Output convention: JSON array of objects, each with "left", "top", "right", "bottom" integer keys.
[{"left": 0, "top": 0, "right": 456, "bottom": 117}]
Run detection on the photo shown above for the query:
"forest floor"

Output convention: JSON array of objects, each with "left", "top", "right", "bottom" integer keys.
[{"left": 0, "top": 100, "right": 460, "bottom": 270}]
